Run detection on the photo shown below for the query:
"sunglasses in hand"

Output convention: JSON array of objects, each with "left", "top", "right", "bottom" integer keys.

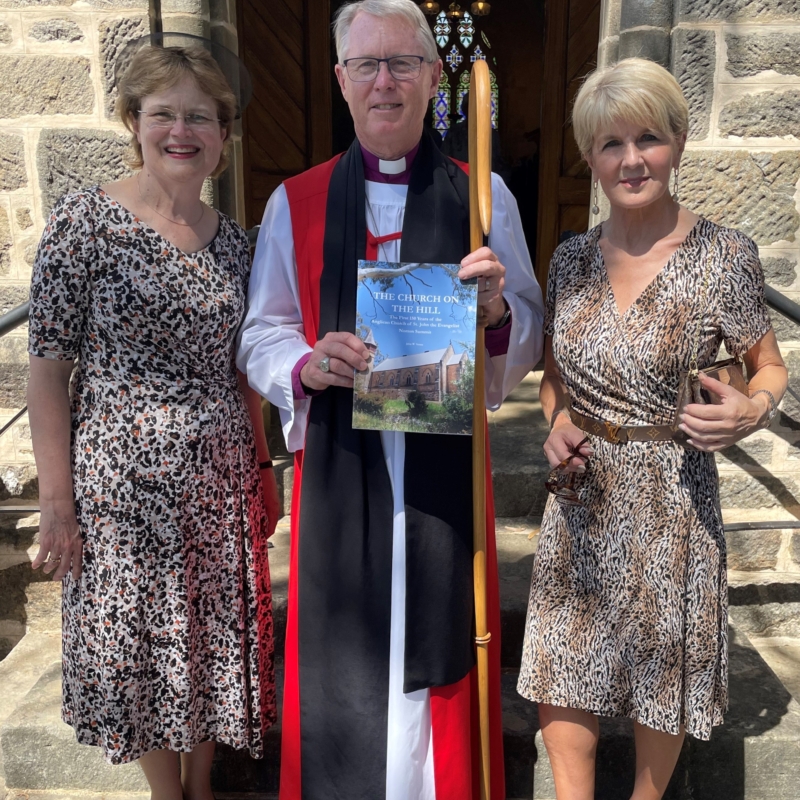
[{"left": 544, "top": 436, "right": 590, "bottom": 507}]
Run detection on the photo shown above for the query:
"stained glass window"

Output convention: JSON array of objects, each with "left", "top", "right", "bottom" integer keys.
[
  {"left": 433, "top": 71, "right": 451, "bottom": 136},
  {"left": 434, "top": 11, "right": 450, "bottom": 48},
  {"left": 458, "top": 12, "right": 474, "bottom": 48},
  {"left": 457, "top": 70, "right": 470, "bottom": 121},
  {"left": 429, "top": 11, "right": 499, "bottom": 132},
  {"left": 446, "top": 44, "right": 463, "bottom": 72},
  {"left": 470, "top": 45, "right": 485, "bottom": 62},
  {"left": 490, "top": 68, "right": 499, "bottom": 129}
]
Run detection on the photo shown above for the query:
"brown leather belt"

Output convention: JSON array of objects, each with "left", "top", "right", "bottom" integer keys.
[{"left": 569, "top": 410, "right": 674, "bottom": 444}]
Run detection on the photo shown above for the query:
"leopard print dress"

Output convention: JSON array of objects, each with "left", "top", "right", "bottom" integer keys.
[
  {"left": 517, "top": 219, "right": 772, "bottom": 739},
  {"left": 28, "top": 187, "right": 276, "bottom": 764}
]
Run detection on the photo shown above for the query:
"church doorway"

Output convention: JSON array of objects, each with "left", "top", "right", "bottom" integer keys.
[{"left": 236, "top": 0, "right": 600, "bottom": 285}]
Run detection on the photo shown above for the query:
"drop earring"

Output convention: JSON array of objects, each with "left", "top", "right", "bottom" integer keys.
[
  {"left": 673, "top": 167, "right": 680, "bottom": 204},
  {"left": 591, "top": 179, "right": 600, "bottom": 216}
]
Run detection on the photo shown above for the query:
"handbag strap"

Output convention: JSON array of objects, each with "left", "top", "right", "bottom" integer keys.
[{"left": 687, "top": 227, "right": 720, "bottom": 377}]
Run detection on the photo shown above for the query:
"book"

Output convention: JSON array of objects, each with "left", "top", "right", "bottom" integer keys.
[{"left": 353, "top": 260, "right": 478, "bottom": 435}]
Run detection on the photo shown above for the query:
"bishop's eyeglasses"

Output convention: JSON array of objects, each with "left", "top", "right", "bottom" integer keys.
[{"left": 342, "top": 55, "right": 428, "bottom": 82}]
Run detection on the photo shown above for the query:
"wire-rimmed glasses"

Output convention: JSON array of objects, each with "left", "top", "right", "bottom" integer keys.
[
  {"left": 545, "top": 437, "right": 590, "bottom": 507},
  {"left": 342, "top": 55, "right": 428, "bottom": 82},
  {"left": 138, "top": 110, "right": 223, "bottom": 131}
]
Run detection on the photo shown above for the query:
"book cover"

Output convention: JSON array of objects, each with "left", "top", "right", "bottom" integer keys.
[{"left": 353, "top": 260, "right": 477, "bottom": 435}]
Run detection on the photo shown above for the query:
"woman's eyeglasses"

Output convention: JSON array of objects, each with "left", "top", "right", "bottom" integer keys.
[
  {"left": 138, "top": 110, "right": 222, "bottom": 131},
  {"left": 545, "top": 437, "right": 590, "bottom": 507},
  {"left": 342, "top": 55, "right": 427, "bottom": 82}
]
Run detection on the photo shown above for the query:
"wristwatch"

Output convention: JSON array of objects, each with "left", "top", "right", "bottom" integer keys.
[
  {"left": 750, "top": 389, "right": 778, "bottom": 428},
  {"left": 486, "top": 302, "right": 511, "bottom": 330}
]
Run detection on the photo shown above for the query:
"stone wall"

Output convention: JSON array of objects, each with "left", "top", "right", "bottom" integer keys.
[
  {"left": 596, "top": 0, "right": 800, "bottom": 574},
  {"left": 0, "top": 0, "right": 242, "bottom": 502}
]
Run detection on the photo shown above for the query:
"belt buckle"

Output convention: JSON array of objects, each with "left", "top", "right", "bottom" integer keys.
[{"left": 604, "top": 421, "right": 624, "bottom": 444}]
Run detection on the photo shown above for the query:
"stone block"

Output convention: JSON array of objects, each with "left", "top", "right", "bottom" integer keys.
[
  {"left": 0, "top": 22, "right": 11, "bottom": 45},
  {"left": 37, "top": 129, "right": 129, "bottom": 215},
  {"left": 14, "top": 207, "right": 32, "bottom": 230},
  {"left": 777, "top": 350, "right": 800, "bottom": 431},
  {"left": 99, "top": 15, "right": 148, "bottom": 117},
  {"left": 23, "top": 240, "right": 36, "bottom": 265},
  {"left": 210, "top": 20, "right": 238, "bottom": 55},
  {"left": 619, "top": 0, "right": 671, "bottom": 30},
  {"left": 0, "top": 0, "right": 72, "bottom": 6},
  {"left": 0, "top": 335, "right": 27, "bottom": 410},
  {"left": 162, "top": 0, "right": 209, "bottom": 12},
  {"left": 210, "top": 0, "right": 234, "bottom": 24},
  {"left": 1, "top": 663, "right": 150, "bottom": 791},
  {"left": 0, "top": 562, "right": 51, "bottom": 625},
  {"left": 762, "top": 255, "right": 797, "bottom": 287},
  {"left": 29, "top": 18, "right": 84, "bottom": 43},
  {"left": 84, "top": 0, "right": 148, "bottom": 6},
  {"left": 770, "top": 311, "right": 800, "bottom": 342},
  {"left": 725, "top": 528, "right": 782, "bottom": 571},
  {"left": 716, "top": 437, "right": 773, "bottom": 469},
  {"left": 0, "top": 464, "right": 37, "bottom": 501},
  {"left": 718, "top": 471, "right": 800, "bottom": 510},
  {"left": 617, "top": 28, "right": 670, "bottom": 67},
  {"left": 791, "top": 531, "right": 800, "bottom": 569},
  {"left": 672, "top": 28, "right": 715, "bottom": 141},
  {"left": 676, "top": 0, "right": 800, "bottom": 21},
  {"left": 0, "top": 206, "right": 11, "bottom": 278},
  {"left": 161, "top": 14, "right": 210, "bottom": 38},
  {"left": 720, "top": 90, "right": 800, "bottom": 139},
  {"left": 729, "top": 584, "right": 800, "bottom": 638},
  {"left": 0, "top": 55, "right": 93, "bottom": 118},
  {"left": 0, "top": 133, "right": 26, "bottom": 191},
  {"left": 680, "top": 151, "right": 800, "bottom": 246},
  {"left": 0, "top": 284, "right": 29, "bottom": 315},
  {"left": 727, "top": 33, "right": 800, "bottom": 78}
]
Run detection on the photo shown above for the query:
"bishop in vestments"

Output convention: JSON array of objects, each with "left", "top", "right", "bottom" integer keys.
[{"left": 237, "top": 1, "right": 544, "bottom": 797}]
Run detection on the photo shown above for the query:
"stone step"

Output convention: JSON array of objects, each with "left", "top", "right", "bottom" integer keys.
[
  {"left": 532, "top": 624, "right": 800, "bottom": 800},
  {"left": 0, "top": 656, "right": 540, "bottom": 798}
]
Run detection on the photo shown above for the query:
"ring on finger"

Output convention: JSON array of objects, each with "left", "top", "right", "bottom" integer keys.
[
  {"left": 484, "top": 278, "right": 491, "bottom": 291},
  {"left": 46, "top": 556, "right": 61, "bottom": 564},
  {"left": 319, "top": 356, "right": 331, "bottom": 373}
]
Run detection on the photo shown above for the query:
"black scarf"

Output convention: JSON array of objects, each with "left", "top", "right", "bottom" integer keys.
[{"left": 297, "top": 132, "right": 475, "bottom": 798}]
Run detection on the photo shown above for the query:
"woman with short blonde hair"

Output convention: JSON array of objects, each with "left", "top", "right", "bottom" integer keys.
[
  {"left": 518, "top": 57, "right": 787, "bottom": 799},
  {"left": 27, "top": 37, "right": 277, "bottom": 800}
]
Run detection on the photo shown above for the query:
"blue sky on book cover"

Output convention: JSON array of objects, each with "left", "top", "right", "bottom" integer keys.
[{"left": 353, "top": 260, "right": 478, "bottom": 435}]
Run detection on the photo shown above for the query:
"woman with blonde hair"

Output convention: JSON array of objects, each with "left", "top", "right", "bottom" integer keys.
[
  {"left": 517, "top": 58, "right": 787, "bottom": 799},
  {"left": 27, "top": 35, "right": 277, "bottom": 800}
]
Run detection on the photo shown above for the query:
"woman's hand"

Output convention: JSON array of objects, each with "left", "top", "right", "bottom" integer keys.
[
  {"left": 543, "top": 416, "right": 594, "bottom": 471},
  {"left": 31, "top": 499, "right": 82, "bottom": 581},
  {"left": 261, "top": 466, "right": 281, "bottom": 538},
  {"left": 458, "top": 246, "right": 507, "bottom": 327},
  {"left": 678, "top": 372, "right": 766, "bottom": 452}
]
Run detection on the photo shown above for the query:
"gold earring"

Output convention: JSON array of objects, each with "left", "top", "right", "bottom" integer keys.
[
  {"left": 591, "top": 179, "right": 599, "bottom": 216},
  {"left": 673, "top": 167, "right": 680, "bottom": 203}
]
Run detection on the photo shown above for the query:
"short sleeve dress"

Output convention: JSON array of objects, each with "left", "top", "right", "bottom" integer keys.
[
  {"left": 28, "top": 187, "right": 276, "bottom": 764},
  {"left": 516, "top": 219, "right": 773, "bottom": 739}
]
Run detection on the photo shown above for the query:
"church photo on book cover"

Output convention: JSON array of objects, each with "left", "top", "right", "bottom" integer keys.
[{"left": 353, "top": 260, "right": 478, "bottom": 435}]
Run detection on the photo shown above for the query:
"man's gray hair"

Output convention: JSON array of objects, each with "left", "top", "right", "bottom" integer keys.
[{"left": 333, "top": 0, "right": 439, "bottom": 64}]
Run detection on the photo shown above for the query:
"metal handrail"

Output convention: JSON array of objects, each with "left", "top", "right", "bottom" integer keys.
[{"left": 0, "top": 301, "right": 29, "bottom": 338}]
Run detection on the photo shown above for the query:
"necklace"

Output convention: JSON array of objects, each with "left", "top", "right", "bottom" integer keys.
[{"left": 137, "top": 174, "right": 205, "bottom": 227}]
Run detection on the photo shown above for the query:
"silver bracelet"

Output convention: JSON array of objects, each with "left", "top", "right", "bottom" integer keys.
[{"left": 749, "top": 389, "right": 777, "bottom": 428}]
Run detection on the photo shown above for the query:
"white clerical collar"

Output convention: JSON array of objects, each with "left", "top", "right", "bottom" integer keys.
[{"left": 378, "top": 156, "right": 406, "bottom": 175}]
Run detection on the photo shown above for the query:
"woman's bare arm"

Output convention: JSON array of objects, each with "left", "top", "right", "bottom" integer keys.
[{"left": 27, "top": 355, "right": 82, "bottom": 580}]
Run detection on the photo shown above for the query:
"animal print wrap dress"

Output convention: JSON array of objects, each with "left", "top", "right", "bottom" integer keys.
[
  {"left": 28, "top": 188, "right": 276, "bottom": 764},
  {"left": 517, "top": 220, "right": 772, "bottom": 739}
]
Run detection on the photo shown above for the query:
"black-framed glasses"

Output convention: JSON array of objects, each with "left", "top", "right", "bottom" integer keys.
[
  {"left": 138, "top": 110, "right": 222, "bottom": 131},
  {"left": 342, "top": 55, "right": 428, "bottom": 82},
  {"left": 545, "top": 437, "right": 590, "bottom": 507}
]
